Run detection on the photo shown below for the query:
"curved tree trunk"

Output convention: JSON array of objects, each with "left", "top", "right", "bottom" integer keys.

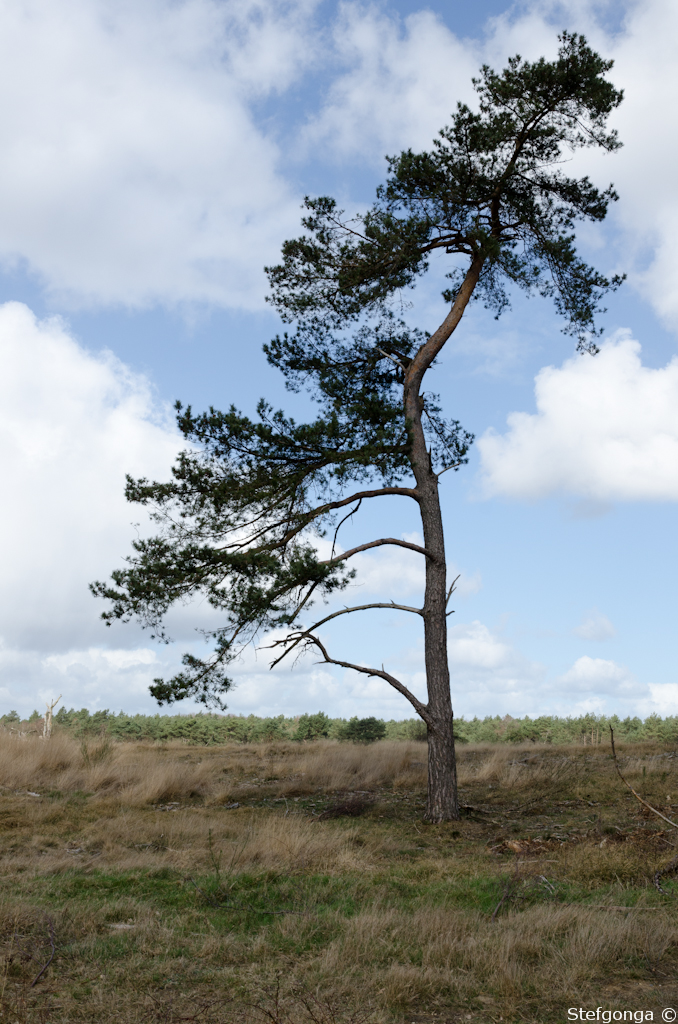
[{"left": 403, "top": 260, "right": 483, "bottom": 821}]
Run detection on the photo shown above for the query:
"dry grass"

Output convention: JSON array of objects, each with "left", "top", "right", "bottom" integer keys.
[
  {"left": 0, "top": 732, "right": 428, "bottom": 804},
  {"left": 3, "top": 733, "right": 678, "bottom": 1022}
]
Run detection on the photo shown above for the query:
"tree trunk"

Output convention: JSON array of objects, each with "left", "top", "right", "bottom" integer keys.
[
  {"left": 404, "top": 388, "right": 460, "bottom": 820},
  {"left": 419, "top": 470, "right": 460, "bottom": 821},
  {"left": 403, "top": 261, "right": 483, "bottom": 820},
  {"left": 42, "top": 695, "right": 61, "bottom": 741}
]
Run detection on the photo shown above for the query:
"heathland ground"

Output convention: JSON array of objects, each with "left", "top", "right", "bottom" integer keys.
[{"left": 1, "top": 731, "right": 678, "bottom": 1023}]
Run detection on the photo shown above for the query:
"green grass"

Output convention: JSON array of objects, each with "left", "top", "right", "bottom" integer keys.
[{"left": 3, "top": 738, "right": 678, "bottom": 1021}]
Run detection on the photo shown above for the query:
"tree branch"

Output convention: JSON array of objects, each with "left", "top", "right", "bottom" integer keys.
[
  {"left": 318, "top": 486, "right": 419, "bottom": 511},
  {"left": 330, "top": 499, "right": 361, "bottom": 559},
  {"left": 446, "top": 574, "right": 460, "bottom": 610},
  {"left": 321, "top": 537, "right": 434, "bottom": 565},
  {"left": 377, "top": 347, "right": 406, "bottom": 371},
  {"left": 267, "top": 601, "right": 424, "bottom": 669},
  {"left": 307, "top": 634, "right": 433, "bottom": 725}
]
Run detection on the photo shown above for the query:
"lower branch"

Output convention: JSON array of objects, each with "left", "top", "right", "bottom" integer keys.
[
  {"left": 321, "top": 537, "right": 434, "bottom": 565},
  {"left": 307, "top": 634, "right": 433, "bottom": 726},
  {"left": 268, "top": 601, "right": 423, "bottom": 669}
]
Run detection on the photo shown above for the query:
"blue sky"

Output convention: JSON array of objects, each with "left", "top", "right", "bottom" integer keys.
[{"left": 1, "top": 0, "right": 678, "bottom": 722}]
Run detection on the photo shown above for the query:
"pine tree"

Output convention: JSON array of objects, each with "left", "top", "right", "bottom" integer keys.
[{"left": 92, "top": 33, "right": 623, "bottom": 820}]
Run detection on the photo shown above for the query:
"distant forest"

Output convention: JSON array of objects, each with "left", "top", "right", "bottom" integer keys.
[{"left": 1, "top": 707, "right": 677, "bottom": 746}]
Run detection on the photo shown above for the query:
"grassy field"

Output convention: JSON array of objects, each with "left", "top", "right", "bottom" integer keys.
[{"left": 1, "top": 733, "right": 678, "bottom": 1023}]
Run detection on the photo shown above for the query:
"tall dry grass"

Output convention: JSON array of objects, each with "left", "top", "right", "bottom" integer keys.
[
  {"left": 0, "top": 732, "right": 429, "bottom": 804},
  {"left": 307, "top": 902, "right": 678, "bottom": 1011}
]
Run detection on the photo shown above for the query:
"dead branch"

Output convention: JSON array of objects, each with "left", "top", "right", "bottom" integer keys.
[
  {"left": 267, "top": 601, "right": 424, "bottom": 670},
  {"left": 42, "top": 695, "right": 61, "bottom": 740},
  {"left": 609, "top": 727, "right": 678, "bottom": 828},
  {"left": 330, "top": 498, "right": 361, "bottom": 559},
  {"left": 304, "top": 634, "right": 433, "bottom": 726},
  {"left": 653, "top": 854, "right": 678, "bottom": 897},
  {"left": 29, "top": 917, "right": 55, "bottom": 988},
  {"left": 445, "top": 575, "right": 460, "bottom": 607}
]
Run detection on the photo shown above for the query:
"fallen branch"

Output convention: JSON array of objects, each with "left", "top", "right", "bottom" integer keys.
[
  {"left": 30, "top": 917, "right": 55, "bottom": 988},
  {"left": 609, "top": 727, "right": 678, "bottom": 829},
  {"left": 654, "top": 854, "right": 678, "bottom": 897}
]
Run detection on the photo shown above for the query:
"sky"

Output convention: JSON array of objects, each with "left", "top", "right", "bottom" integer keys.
[{"left": 1, "top": 0, "right": 678, "bottom": 723}]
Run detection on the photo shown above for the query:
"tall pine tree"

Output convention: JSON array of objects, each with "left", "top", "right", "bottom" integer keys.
[{"left": 93, "top": 33, "right": 623, "bottom": 820}]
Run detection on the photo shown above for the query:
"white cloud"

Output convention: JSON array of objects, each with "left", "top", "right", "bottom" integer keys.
[
  {"left": 594, "top": 0, "right": 678, "bottom": 327},
  {"left": 557, "top": 655, "right": 640, "bottom": 697},
  {"left": 0, "top": 0, "right": 318, "bottom": 309},
  {"left": 644, "top": 684, "right": 678, "bottom": 716},
  {"left": 477, "top": 333, "right": 678, "bottom": 501},
  {"left": 302, "top": 6, "right": 479, "bottom": 162},
  {"left": 0, "top": 301, "right": 180, "bottom": 676},
  {"left": 0, "top": 0, "right": 675, "bottom": 326},
  {"left": 352, "top": 545, "right": 482, "bottom": 603},
  {"left": 574, "top": 610, "right": 616, "bottom": 642},
  {"left": 448, "top": 621, "right": 545, "bottom": 703}
]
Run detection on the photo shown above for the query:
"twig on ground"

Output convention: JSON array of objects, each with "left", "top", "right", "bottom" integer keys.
[
  {"left": 29, "top": 916, "right": 55, "bottom": 988},
  {"left": 491, "top": 871, "right": 560, "bottom": 921},
  {"left": 491, "top": 876, "right": 518, "bottom": 922},
  {"left": 610, "top": 727, "right": 678, "bottom": 828}
]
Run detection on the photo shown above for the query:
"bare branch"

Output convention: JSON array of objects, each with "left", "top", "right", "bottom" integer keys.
[
  {"left": 266, "top": 601, "right": 423, "bottom": 669},
  {"left": 446, "top": 575, "right": 460, "bottom": 607},
  {"left": 445, "top": 574, "right": 460, "bottom": 617},
  {"left": 321, "top": 537, "right": 434, "bottom": 565},
  {"left": 304, "top": 600, "right": 424, "bottom": 630},
  {"left": 30, "top": 917, "right": 56, "bottom": 988},
  {"left": 436, "top": 461, "right": 464, "bottom": 478},
  {"left": 319, "top": 486, "right": 419, "bottom": 510},
  {"left": 307, "top": 634, "right": 433, "bottom": 725},
  {"left": 287, "top": 579, "right": 321, "bottom": 623},
  {"left": 330, "top": 499, "right": 361, "bottom": 559},
  {"left": 377, "top": 347, "right": 406, "bottom": 371},
  {"left": 272, "top": 486, "right": 420, "bottom": 552}
]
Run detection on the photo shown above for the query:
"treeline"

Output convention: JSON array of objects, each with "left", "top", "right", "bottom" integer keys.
[{"left": 2, "top": 708, "right": 678, "bottom": 746}]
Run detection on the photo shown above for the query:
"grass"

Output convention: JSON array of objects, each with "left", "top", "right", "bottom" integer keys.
[{"left": 2, "top": 733, "right": 678, "bottom": 1022}]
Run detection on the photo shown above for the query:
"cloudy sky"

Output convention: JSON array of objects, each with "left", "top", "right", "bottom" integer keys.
[{"left": 1, "top": 0, "right": 677, "bottom": 722}]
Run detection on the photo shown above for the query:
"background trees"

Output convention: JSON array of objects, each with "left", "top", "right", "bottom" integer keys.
[{"left": 93, "top": 33, "right": 623, "bottom": 820}]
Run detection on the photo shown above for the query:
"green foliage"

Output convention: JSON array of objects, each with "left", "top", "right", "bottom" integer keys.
[
  {"left": 293, "top": 712, "right": 333, "bottom": 741},
  {"left": 28, "top": 710, "right": 40, "bottom": 722},
  {"left": 339, "top": 717, "right": 387, "bottom": 743},
  {"left": 1, "top": 709, "right": 672, "bottom": 748},
  {"left": 384, "top": 718, "right": 428, "bottom": 742},
  {"left": 267, "top": 32, "right": 623, "bottom": 346}
]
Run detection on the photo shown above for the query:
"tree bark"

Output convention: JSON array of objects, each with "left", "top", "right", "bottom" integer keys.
[
  {"left": 402, "top": 259, "right": 483, "bottom": 821},
  {"left": 403, "top": 385, "right": 460, "bottom": 821},
  {"left": 418, "top": 465, "right": 460, "bottom": 821}
]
